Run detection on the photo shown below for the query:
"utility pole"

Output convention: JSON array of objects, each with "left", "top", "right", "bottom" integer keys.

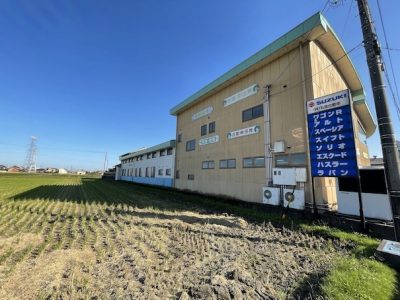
[
  {"left": 103, "top": 152, "right": 108, "bottom": 173},
  {"left": 356, "top": 0, "right": 400, "bottom": 241}
]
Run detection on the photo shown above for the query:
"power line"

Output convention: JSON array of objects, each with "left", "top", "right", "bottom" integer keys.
[
  {"left": 376, "top": 0, "right": 400, "bottom": 121},
  {"left": 269, "top": 0, "right": 331, "bottom": 86},
  {"left": 340, "top": 0, "right": 354, "bottom": 39},
  {"left": 382, "top": 47, "right": 400, "bottom": 51},
  {"left": 270, "top": 42, "right": 363, "bottom": 97},
  {"left": 0, "top": 142, "right": 106, "bottom": 154}
]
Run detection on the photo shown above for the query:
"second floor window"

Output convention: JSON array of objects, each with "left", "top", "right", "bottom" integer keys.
[{"left": 186, "top": 139, "right": 196, "bottom": 151}]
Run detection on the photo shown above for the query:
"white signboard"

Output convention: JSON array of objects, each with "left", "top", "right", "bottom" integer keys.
[
  {"left": 199, "top": 135, "right": 219, "bottom": 146},
  {"left": 223, "top": 84, "right": 259, "bottom": 107},
  {"left": 227, "top": 125, "right": 260, "bottom": 139},
  {"left": 307, "top": 89, "right": 350, "bottom": 114},
  {"left": 192, "top": 106, "right": 213, "bottom": 121}
]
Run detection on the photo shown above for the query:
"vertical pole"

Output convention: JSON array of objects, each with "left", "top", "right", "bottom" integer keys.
[
  {"left": 357, "top": 171, "right": 366, "bottom": 232},
  {"left": 300, "top": 43, "right": 316, "bottom": 213},
  {"left": 311, "top": 177, "right": 318, "bottom": 217},
  {"left": 357, "top": 0, "right": 400, "bottom": 240},
  {"left": 263, "top": 85, "right": 273, "bottom": 186}
]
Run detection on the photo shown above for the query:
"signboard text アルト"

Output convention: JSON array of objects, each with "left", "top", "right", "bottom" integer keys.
[{"left": 307, "top": 90, "right": 358, "bottom": 177}]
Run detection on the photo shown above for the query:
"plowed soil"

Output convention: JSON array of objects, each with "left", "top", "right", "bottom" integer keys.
[{"left": 0, "top": 175, "right": 348, "bottom": 299}]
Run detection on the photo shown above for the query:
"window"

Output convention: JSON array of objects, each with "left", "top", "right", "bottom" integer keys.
[
  {"left": 176, "top": 170, "right": 180, "bottom": 179},
  {"left": 291, "top": 153, "right": 307, "bottom": 165},
  {"left": 275, "top": 153, "right": 307, "bottom": 166},
  {"left": 275, "top": 154, "right": 289, "bottom": 166},
  {"left": 138, "top": 168, "right": 142, "bottom": 177},
  {"left": 242, "top": 104, "right": 263, "bottom": 122},
  {"left": 158, "top": 169, "right": 163, "bottom": 176},
  {"left": 188, "top": 174, "right": 195, "bottom": 180},
  {"left": 160, "top": 149, "right": 166, "bottom": 156},
  {"left": 166, "top": 169, "right": 171, "bottom": 176},
  {"left": 135, "top": 168, "right": 138, "bottom": 177},
  {"left": 177, "top": 133, "right": 182, "bottom": 143},
  {"left": 209, "top": 121, "right": 215, "bottom": 133},
  {"left": 201, "top": 124, "right": 207, "bottom": 136},
  {"left": 220, "top": 159, "right": 236, "bottom": 169},
  {"left": 202, "top": 160, "right": 215, "bottom": 169},
  {"left": 147, "top": 153, "right": 151, "bottom": 159},
  {"left": 186, "top": 139, "right": 196, "bottom": 151},
  {"left": 151, "top": 167, "right": 156, "bottom": 178},
  {"left": 167, "top": 148, "right": 173, "bottom": 155},
  {"left": 140, "top": 155, "right": 143, "bottom": 160},
  {"left": 243, "top": 156, "right": 265, "bottom": 168},
  {"left": 152, "top": 152, "right": 156, "bottom": 158}
]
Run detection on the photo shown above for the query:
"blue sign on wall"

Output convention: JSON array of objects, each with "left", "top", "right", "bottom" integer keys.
[{"left": 307, "top": 90, "right": 358, "bottom": 177}]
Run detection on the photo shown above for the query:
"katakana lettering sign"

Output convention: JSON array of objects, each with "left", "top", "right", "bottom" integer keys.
[{"left": 307, "top": 90, "right": 358, "bottom": 177}]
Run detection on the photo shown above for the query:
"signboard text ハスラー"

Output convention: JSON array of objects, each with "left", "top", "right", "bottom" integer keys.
[
  {"left": 227, "top": 125, "right": 260, "bottom": 139},
  {"left": 199, "top": 135, "right": 219, "bottom": 146},
  {"left": 223, "top": 84, "right": 259, "bottom": 107},
  {"left": 307, "top": 90, "right": 358, "bottom": 177},
  {"left": 192, "top": 106, "right": 213, "bottom": 121}
]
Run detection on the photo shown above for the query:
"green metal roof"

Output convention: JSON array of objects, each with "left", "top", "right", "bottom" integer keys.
[
  {"left": 119, "top": 140, "right": 176, "bottom": 160},
  {"left": 170, "top": 12, "right": 328, "bottom": 115}
]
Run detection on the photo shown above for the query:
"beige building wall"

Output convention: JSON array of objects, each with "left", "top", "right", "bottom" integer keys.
[
  {"left": 175, "top": 47, "right": 306, "bottom": 203},
  {"left": 175, "top": 41, "right": 371, "bottom": 208}
]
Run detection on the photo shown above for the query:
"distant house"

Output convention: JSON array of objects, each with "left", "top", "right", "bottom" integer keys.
[
  {"left": 8, "top": 166, "right": 23, "bottom": 173},
  {"left": 36, "top": 168, "right": 46, "bottom": 173},
  {"left": 0, "top": 165, "right": 7, "bottom": 172},
  {"left": 45, "top": 168, "right": 58, "bottom": 173},
  {"left": 77, "top": 171, "right": 86, "bottom": 175},
  {"left": 58, "top": 168, "right": 68, "bottom": 174},
  {"left": 370, "top": 157, "right": 384, "bottom": 167}
]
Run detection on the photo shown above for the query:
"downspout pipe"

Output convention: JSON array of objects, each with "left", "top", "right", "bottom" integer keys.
[{"left": 263, "top": 85, "right": 273, "bottom": 186}]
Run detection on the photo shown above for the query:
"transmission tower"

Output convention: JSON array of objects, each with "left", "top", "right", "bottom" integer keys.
[{"left": 24, "top": 136, "right": 38, "bottom": 173}]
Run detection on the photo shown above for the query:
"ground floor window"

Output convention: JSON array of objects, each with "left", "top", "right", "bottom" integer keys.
[
  {"left": 275, "top": 152, "right": 307, "bottom": 166},
  {"left": 166, "top": 169, "right": 171, "bottom": 176},
  {"left": 202, "top": 160, "right": 215, "bottom": 169},
  {"left": 188, "top": 174, "right": 195, "bottom": 180},
  {"left": 219, "top": 159, "right": 236, "bottom": 169},
  {"left": 158, "top": 169, "right": 163, "bottom": 176},
  {"left": 243, "top": 156, "right": 265, "bottom": 168}
]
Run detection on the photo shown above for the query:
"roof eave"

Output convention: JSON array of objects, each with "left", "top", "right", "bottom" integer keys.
[{"left": 119, "top": 140, "right": 176, "bottom": 160}]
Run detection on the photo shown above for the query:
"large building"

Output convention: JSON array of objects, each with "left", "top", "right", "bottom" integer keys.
[
  {"left": 169, "top": 12, "right": 376, "bottom": 209},
  {"left": 116, "top": 140, "right": 176, "bottom": 187}
]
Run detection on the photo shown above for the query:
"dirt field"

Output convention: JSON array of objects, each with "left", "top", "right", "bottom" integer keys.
[{"left": 0, "top": 174, "right": 349, "bottom": 299}]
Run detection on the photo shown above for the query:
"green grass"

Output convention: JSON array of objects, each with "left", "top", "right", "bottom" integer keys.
[{"left": 321, "top": 257, "right": 398, "bottom": 300}]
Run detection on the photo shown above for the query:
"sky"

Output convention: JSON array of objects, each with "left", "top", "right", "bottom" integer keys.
[{"left": 0, "top": 0, "right": 399, "bottom": 171}]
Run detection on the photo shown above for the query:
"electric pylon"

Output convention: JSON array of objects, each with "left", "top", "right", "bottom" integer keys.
[{"left": 24, "top": 136, "right": 38, "bottom": 173}]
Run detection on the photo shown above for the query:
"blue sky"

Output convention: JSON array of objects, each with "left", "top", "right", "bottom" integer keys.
[{"left": 0, "top": 0, "right": 399, "bottom": 170}]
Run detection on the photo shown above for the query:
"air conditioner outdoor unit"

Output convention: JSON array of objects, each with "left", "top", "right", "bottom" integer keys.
[
  {"left": 283, "top": 189, "right": 305, "bottom": 210},
  {"left": 262, "top": 187, "right": 280, "bottom": 206}
]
